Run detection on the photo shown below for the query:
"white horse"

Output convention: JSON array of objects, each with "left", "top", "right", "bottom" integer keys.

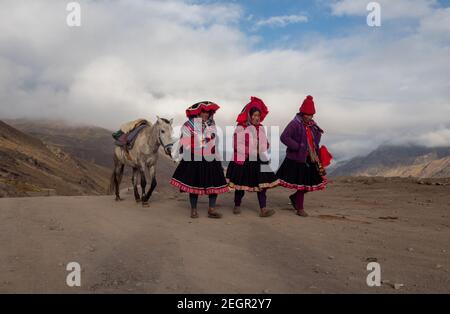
[{"left": 109, "top": 117, "right": 174, "bottom": 206}]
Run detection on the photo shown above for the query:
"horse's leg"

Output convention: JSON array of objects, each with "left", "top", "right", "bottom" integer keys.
[
  {"left": 148, "top": 173, "right": 157, "bottom": 197},
  {"left": 132, "top": 168, "right": 141, "bottom": 203},
  {"left": 114, "top": 161, "right": 125, "bottom": 201},
  {"left": 141, "top": 165, "right": 156, "bottom": 207},
  {"left": 140, "top": 169, "right": 147, "bottom": 200}
]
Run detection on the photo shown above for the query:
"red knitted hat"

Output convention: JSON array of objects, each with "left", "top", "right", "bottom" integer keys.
[{"left": 300, "top": 95, "right": 316, "bottom": 115}]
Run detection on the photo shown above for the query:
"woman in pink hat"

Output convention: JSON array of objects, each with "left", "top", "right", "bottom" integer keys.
[{"left": 226, "top": 97, "right": 279, "bottom": 217}]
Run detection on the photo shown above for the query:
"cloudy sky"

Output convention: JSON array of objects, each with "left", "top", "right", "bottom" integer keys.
[{"left": 0, "top": 0, "right": 450, "bottom": 160}]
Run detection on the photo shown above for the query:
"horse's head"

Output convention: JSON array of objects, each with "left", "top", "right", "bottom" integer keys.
[{"left": 156, "top": 116, "right": 175, "bottom": 156}]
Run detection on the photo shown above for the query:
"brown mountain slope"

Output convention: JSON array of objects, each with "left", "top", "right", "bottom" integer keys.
[
  {"left": 369, "top": 155, "right": 450, "bottom": 178},
  {"left": 331, "top": 145, "right": 450, "bottom": 178},
  {"left": 0, "top": 120, "right": 110, "bottom": 197},
  {"left": 5, "top": 118, "right": 177, "bottom": 189},
  {"left": 6, "top": 119, "right": 115, "bottom": 168}
]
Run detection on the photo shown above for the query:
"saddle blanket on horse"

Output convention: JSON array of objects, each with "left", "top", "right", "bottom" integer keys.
[
  {"left": 113, "top": 120, "right": 149, "bottom": 150},
  {"left": 120, "top": 119, "right": 148, "bottom": 133}
]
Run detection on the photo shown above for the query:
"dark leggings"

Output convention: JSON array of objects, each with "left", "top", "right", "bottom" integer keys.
[
  {"left": 189, "top": 193, "right": 218, "bottom": 210},
  {"left": 234, "top": 189, "right": 267, "bottom": 209},
  {"left": 291, "top": 191, "right": 306, "bottom": 210}
]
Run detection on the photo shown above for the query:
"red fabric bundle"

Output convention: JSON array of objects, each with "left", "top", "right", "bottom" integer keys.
[
  {"left": 236, "top": 97, "right": 269, "bottom": 125},
  {"left": 319, "top": 145, "right": 333, "bottom": 168}
]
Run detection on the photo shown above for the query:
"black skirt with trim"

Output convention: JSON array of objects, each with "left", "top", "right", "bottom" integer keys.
[
  {"left": 226, "top": 160, "right": 279, "bottom": 192},
  {"left": 276, "top": 157, "right": 327, "bottom": 192},
  {"left": 170, "top": 159, "right": 229, "bottom": 195}
]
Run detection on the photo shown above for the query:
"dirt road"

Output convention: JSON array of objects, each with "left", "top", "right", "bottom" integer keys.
[{"left": 1, "top": 177, "right": 449, "bottom": 293}]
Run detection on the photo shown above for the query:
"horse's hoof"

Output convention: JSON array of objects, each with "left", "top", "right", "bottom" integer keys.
[
  {"left": 142, "top": 202, "right": 150, "bottom": 208},
  {"left": 135, "top": 199, "right": 142, "bottom": 203},
  {"left": 115, "top": 197, "right": 123, "bottom": 202}
]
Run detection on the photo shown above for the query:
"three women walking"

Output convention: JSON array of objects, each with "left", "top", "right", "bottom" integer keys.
[{"left": 170, "top": 96, "right": 331, "bottom": 218}]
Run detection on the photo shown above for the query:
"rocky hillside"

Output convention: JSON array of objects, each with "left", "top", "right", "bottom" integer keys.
[
  {"left": 6, "top": 119, "right": 115, "bottom": 168},
  {"left": 0, "top": 120, "right": 110, "bottom": 197},
  {"left": 330, "top": 145, "right": 450, "bottom": 178}
]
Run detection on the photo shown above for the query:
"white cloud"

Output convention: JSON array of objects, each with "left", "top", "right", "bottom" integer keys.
[
  {"left": 254, "top": 14, "right": 308, "bottom": 29},
  {"left": 419, "top": 7, "right": 450, "bottom": 38},
  {"left": 418, "top": 128, "right": 450, "bottom": 147},
  {"left": 0, "top": 0, "right": 449, "bottom": 160}
]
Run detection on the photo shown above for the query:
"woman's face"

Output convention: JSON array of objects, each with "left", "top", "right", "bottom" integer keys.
[
  {"left": 250, "top": 111, "right": 261, "bottom": 125},
  {"left": 200, "top": 110, "right": 210, "bottom": 122},
  {"left": 302, "top": 114, "right": 314, "bottom": 122}
]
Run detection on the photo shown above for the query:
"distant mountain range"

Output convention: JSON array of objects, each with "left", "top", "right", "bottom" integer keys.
[
  {"left": 330, "top": 145, "right": 450, "bottom": 178},
  {"left": 2, "top": 118, "right": 449, "bottom": 198}
]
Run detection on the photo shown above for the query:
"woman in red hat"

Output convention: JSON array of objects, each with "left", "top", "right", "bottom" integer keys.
[
  {"left": 276, "top": 95, "right": 329, "bottom": 217},
  {"left": 170, "top": 101, "right": 229, "bottom": 219},
  {"left": 226, "top": 97, "right": 279, "bottom": 217}
]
